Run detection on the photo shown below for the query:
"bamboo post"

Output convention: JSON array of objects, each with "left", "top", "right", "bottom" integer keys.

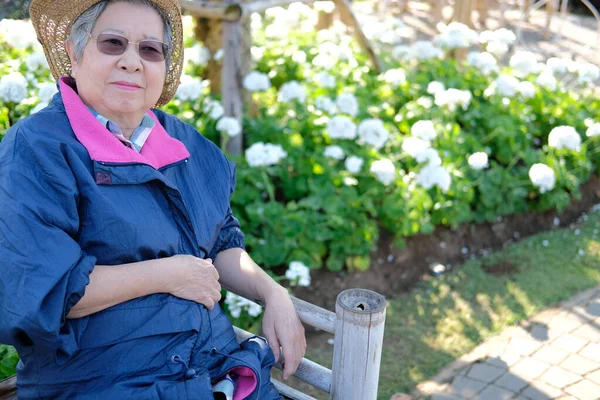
[
  {"left": 453, "top": 0, "right": 475, "bottom": 28},
  {"left": 432, "top": 0, "right": 446, "bottom": 25},
  {"left": 330, "top": 289, "right": 386, "bottom": 400},
  {"left": 222, "top": 15, "right": 244, "bottom": 156}
]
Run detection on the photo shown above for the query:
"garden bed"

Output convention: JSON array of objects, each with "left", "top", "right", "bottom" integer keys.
[{"left": 293, "top": 175, "right": 600, "bottom": 310}]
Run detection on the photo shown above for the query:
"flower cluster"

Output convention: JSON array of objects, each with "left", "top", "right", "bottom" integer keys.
[
  {"left": 285, "top": 261, "right": 311, "bottom": 287},
  {"left": 245, "top": 142, "right": 287, "bottom": 167},
  {"left": 224, "top": 292, "right": 263, "bottom": 318}
]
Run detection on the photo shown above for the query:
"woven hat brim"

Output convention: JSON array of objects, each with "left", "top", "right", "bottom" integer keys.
[{"left": 29, "top": 0, "right": 184, "bottom": 107}]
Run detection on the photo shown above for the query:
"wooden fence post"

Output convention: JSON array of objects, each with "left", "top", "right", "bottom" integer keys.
[
  {"left": 330, "top": 289, "right": 387, "bottom": 400},
  {"left": 222, "top": 15, "right": 244, "bottom": 156}
]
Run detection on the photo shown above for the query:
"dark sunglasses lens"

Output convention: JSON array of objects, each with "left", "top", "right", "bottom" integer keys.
[
  {"left": 96, "top": 34, "right": 127, "bottom": 55},
  {"left": 139, "top": 40, "right": 166, "bottom": 62}
]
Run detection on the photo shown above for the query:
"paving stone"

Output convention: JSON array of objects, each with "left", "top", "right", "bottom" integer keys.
[
  {"left": 555, "top": 396, "right": 578, "bottom": 400},
  {"left": 585, "top": 301, "right": 600, "bottom": 317},
  {"left": 521, "top": 381, "right": 564, "bottom": 400},
  {"left": 484, "top": 356, "right": 510, "bottom": 371},
  {"left": 561, "top": 353, "right": 600, "bottom": 375},
  {"left": 529, "top": 324, "right": 550, "bottom": 342},
  {"left": 431, "top": 393, "right": 463, "bottom": 400},
  {"left": 586, "top": 370, "right": 600, "bottom": 385},
  {"left": 548, "top": 313, "right": 584, "bottom": 334},
  {"left": 506, "top": 337, "right": 544, "bottom": 357},
  {"left": 552, "top": 334, "right": 589, "bottom": 353},
  {"left": 485, "top": 351, "right": 522, "bottom": 367},
  {"left": 564, "top": 379, "right": 600, "bottom": 400},
  {"left": 495, "top": 371, "right": 529, "bottom": 392},
  {"left": 474, "top": 385, "right": 513, "bottom": 400},
  {"left": 572, "top": 324, "right": 600, "bottom": 342},
  {"left": 538, "top": 365, "right": 582, "bottom": 389},
  {"left": 449, "top": 376, "right": 486, "bottom": 398},
  {"left": 532, "top": 345, "right": 570, "bottom": 365},
  {"left": 510, "top": 357, "right": 551, "bottom": 380},
  {"left": 572, "top": 305, "right": 598, "bottom": 322},
  {"left": 467, "top": 363, "right": 506, "bottom": 383},
  {"left": 579, "top": 342, "right": 600, "bottom": 361}
]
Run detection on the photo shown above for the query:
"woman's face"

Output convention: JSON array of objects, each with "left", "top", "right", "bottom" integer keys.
[{"left": 69, "top": 2, "right": 166, "bottom": 118}]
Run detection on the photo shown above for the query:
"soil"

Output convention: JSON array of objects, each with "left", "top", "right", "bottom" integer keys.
[{"left": 291, "top": 176, "right": 600, "bottom": 311}]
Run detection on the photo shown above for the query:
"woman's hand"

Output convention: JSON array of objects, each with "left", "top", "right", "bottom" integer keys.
[
  {"left": 166, "top": 255, "right": 222, "bottom": 310},
  {"left": 261, "top": 287, "right": 306, "bottom": 380}
]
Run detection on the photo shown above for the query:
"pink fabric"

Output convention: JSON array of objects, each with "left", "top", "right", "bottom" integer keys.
[
  {"left": 230, "top": 366, "right": 258, "bottom": 400},
  {"left": 59, "top": 77, "right": 190, "bottom": 170}
]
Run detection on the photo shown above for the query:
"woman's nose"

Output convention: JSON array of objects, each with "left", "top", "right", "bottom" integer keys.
[{"left": 117, "top": 44, "right": 143, "bottom": 71}]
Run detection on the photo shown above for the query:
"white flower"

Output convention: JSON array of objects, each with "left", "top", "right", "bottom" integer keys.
[
  {"left": 312, "top": 53, "right": 337, "bottom": 69},
  {"left": 0, "top": 72, "right": 28, "bottom": 103},
  {"left": 30, "top": 101, "right": 48, "bottom": 114},
  {"left": 213, "top": 48, "right": 224, "bottom": 61},
  {"left": 410, "top": 40, "right": 443, "bottom": 60},
  {"left": 518, "top": 81, "right": 536, "bottom": 98},
  {"left": 382, "top": 68, "right": 406, "bottom": 87},
  {"left": 0, "top": 19, "right": 39, "bottom": 50},
  {"left": 225, "top": 292, "right": 263, "bottom": 318},
  {"left": 245, "top": 142, "right": 287, "bottom": 167},
  {"left": 402, "top": 136, "right": 431, "bottom": 157},
  {"left": 25, "top": 52, "right": 49, "bottom": 71},
  {"left": 468, "top": 152, "right": 489, "bottom": 169},
  {"left": 314, "top": 1, "right": 336, "bottom": 13},
  {"left": 36, "top": 82, "right": 57, "bottom": 103},
  {"left": 176, "top": 75, "right": 203, "bottom": 101},
  {"left": 184, "top": 44, "right": 211, "bottom": 67},
  {"left": 485, "top": 40, "right": 509, "bottom": 57},
  {"left": 251, "top": 13, "right": 263, "bottom": 30},
  {"left": 336, "top": 93, "right": 359, "bottom": 117},
  {"left": 251, "top": 46, "right": 265, "bottom": 61},
  {"left": 434, "top": 88, "right": 471, "bottom": 111},
  {"left": 285, "top": 261, "right": 311, "bottom": 287},
  {"left": 345, "top": 155, "right": 364, "bottom": 173},
  {"left": 292, "top": 50, "right": 307, "bottom": 64},
  {"left": 586, "top": 123, "right": 600, "bottom": 137},
  {"left": 411, "top": 120, "right": 436, "bottom": 141},
  {"left": 509, "top": 51, "right": 538, "bottom": 77},
  {"left": 536, "top": 71, "right": 557, "bottom": 91},
  {"left": 546, "top": 57, "right": 570, "bottom": 75},
  {"left": 324, "top": 145, "right": 345, "bottom": 160},
  {"left": 204, "top": 100, "right": 224, "bottom": 120},
  {"left": 494, "top": 74, "right": 520, "bottom": 97},
  {"left": 243, "top": 71, "right": 271, "bottom": 92},
  {"left": 314, "top": 71, "right": 336, "bottom": 88},
  {"left": 575, "top": 62, "right": 600, "bottom": 84},
  {"left": 357, "top": 119, "right": 390, "bottom": 149},
  {"left": 327, "top": 116, "right": 357, "bottom": 139},
  {"left": 416, "top": 163, "right": 451, "bottom": 192},
  {"left": 370, "top": 159, "right": 396, "bottom": 185},
  {"left": 434, "top": 22, "right": 478, "bottom": 49},
  {"left": 314, "top": 96, "right": 336, "bottom": 113},
  {"left": 216, "top": 117, "right": 242, "bottom": 137},
  {"left": 265, "top": 23, "right": 290, "bottom": 39},
  {"left": 415, "top": 147, "right": 441, "bottom": 165},
  {"left": 278, "top": 81, "right": 306, "bottom": 103},
  {"left": 466, "top": 52, "right": 499, "bottom": 75},
  {"left": 548, "top": 126, "right": 581, "bottom": 151},
  {"left": 417, "top": 96, "right": 433, "bottom": 109},
  {"left": 479, "top": 28, "right": 516, "bottom": 45},
  {"left": 391, "top": 45, "right": 411, "bottom": 61},
  {"left": 427, "top": 81, "right": 445, "bottom": 95},
  {"left": 529, "top": 163, "right": 555, "bottom": 193}
]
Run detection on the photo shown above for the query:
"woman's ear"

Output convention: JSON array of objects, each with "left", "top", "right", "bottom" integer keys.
[{"left": 65, "top": 40, "right": 79, "bottom": 78}]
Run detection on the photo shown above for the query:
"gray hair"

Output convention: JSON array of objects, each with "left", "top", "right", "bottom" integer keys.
[{"left": 68, "top": 0, "right": 173, "bottom": 74}]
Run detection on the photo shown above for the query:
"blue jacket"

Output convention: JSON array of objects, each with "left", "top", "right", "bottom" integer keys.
[{"left": 0, "top": 78, "right": 282, "bottom": 400}]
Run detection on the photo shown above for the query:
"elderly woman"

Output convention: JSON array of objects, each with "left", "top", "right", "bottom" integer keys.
[{"left": 0, "top": 0, "right": 306, "bottom": 398}]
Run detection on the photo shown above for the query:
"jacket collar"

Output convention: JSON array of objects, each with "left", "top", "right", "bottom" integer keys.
[{"left": 59, "top": 77, "right": 189, "bottom": 170}]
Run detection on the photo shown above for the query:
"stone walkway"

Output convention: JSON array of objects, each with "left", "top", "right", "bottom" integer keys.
[{"left": 412, "top": 285, "right": 600, "bottom": 400}]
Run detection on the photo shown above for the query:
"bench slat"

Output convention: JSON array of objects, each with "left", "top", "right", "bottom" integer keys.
[
  {"left": 271, "top": 378, "right": 318, "bottom": 400},
  {"left": 290, "top": 296, "right": 335, "bottom": 334},
  {"left": 0, "top": 376, "right": 17, "bottom": 399}
]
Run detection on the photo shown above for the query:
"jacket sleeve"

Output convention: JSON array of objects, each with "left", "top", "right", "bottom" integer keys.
[
  {"left": 0, "top": 128, "right": 96, "bottom": 363},
  {"left": 208, "top": 160, "right": 245, "bottom": 260}
]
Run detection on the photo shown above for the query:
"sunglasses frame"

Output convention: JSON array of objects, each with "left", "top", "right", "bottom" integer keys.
[{"left": 87, "top": 32, "right": 169, "bottom": 62}]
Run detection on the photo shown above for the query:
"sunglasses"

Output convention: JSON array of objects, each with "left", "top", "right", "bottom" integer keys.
[{"left": 88, "top": 33, "right": 168, "bottom": 62}]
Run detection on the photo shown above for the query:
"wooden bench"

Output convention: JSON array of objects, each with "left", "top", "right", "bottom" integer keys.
[{"left": 0, "top": 288, "right": 387, "bottom": 400}]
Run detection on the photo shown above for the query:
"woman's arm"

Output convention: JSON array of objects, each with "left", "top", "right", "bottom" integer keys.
[
  {"left": 67, "top": 255, "right": 221, "bottom": 319},
  {"left": 213, "top": 248, "right": 306, "bottom": 380}
]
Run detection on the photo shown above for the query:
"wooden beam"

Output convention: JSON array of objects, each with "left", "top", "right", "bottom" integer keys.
[
  {"left": 180, "top": 0, "right": 242, "bottom": 21},
  {"left": 0, "top": 377, "right": 16, "bottom": 399},
  {"left": 271, "top": 379, "right": 318, "bottom": 400},
  {"left": 291, "top": 296, "right": 336, "bottom": 334}
]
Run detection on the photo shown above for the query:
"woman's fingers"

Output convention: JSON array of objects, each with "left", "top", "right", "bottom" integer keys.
[{"left": 263, "top": 323, "right": 281, "bottom": 365}]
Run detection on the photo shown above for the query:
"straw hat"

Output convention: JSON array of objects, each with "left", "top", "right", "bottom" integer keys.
[{"left": 29, "top": 0, "right": 184, "bottom": 107}]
